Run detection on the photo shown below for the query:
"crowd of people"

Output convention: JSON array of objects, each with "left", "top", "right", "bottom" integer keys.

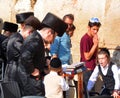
[{"left": 0, "top": 11, "right": 120, "bottom": 98}]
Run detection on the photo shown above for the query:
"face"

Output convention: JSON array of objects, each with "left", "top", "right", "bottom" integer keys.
[
  {"left": 3, "top": 31, "right": 12, "bottom": 37},
  {"left": 68, "top": 30, "right": 74, "bottom": 37},
  {"left": 18, "top": 23, "right": 25, "bottom": 30},
  {"left": 44, "top": 28, "right": 57, "bottom": 44},
  {"left": 24, "top": 31, "right": 32, "bottom": 39},
  {"left": 88, "top": 26, "right": 99, "bottom": 37},
  {"left": 98, "top": 54, "right": 109, "bottom": 67},
  {"left": 64, "top": 17, "right": 74, "bottom": 32},
  {"left": 23, "top": 27, "right": 34, "bottom": 39}
]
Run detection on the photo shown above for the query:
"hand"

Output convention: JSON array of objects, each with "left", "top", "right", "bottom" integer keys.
[
  {"left": 31, "top": 68, "right": 40, "bottom": 77},
  {"left": 52, "top": 54, "right": 57, "bottom": 59},
  {"left": 112, "top": 91, "right": 119, "bottom": 98},
  {"left": 58, "top": 70, "right": 64, "bottom": 76},
  {"left": 93, "top": 34, "right": 99, "bottom": 46}
]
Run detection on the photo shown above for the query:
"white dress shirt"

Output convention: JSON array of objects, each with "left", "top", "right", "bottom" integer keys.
[
  {"left": 87, "top": 63, "right": 120, "bottom": 91},
  {"left": 44, "top": 71, "right": 69, "bottom": 98}
]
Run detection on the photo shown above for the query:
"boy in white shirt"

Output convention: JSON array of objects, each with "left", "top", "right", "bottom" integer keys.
[
  {"left": 87, "top": 48, "right": 120, "bottom": 98},
  {"left": 44, "top": 58, "right": 69, "bottom": 98}
]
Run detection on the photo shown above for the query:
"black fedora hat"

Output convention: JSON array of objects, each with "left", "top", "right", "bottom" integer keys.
[
  {"left": 3, "top": 21, "right": 18, "bottom": 32},
  {"left": 41, "top": 12, "right": 68, "bottom": 37},
  {"left": 16, "top": 12, "right": 34, "bottom": 23}
]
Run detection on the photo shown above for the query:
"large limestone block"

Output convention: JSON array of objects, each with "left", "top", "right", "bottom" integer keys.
[{"left": 0, "top": 0, "right": 120, "bottom": 64}]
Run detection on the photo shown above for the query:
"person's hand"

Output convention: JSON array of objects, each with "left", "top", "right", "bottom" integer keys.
[
  {"left": 93, "top": 34, "right": 99, "bottom": 46},
  {"left": 31, "top": 68, "right": 40, "bottom": 80},
  {"left": 31, "top": 68, "right": 40, "bottom": 76},
  {"left": 112, "top": 91, "right": 119, "bottom": 98},
  {"left": 52, "top": 54, "right": 57, "bottom": 59},
  {"left": 58, "top": 70, "right": 64, "bottom": 76}
]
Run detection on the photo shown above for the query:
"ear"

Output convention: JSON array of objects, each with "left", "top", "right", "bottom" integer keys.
[
  {"left": 21, "top": 23, "right": 25, "bottom": 29},
  {"left": 88, "top": 26, "right": 92, "bottom": 32},
  {"left": 87, "top": 26, "right": 90, "bottom": 29}
]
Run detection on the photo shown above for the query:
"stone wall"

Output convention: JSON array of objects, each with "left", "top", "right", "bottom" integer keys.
[{"left": 0, "top": 0, "right": 120, "bottom": 66}]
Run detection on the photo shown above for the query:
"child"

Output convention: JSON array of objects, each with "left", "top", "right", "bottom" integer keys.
[
  {"left": 44, "top": 58, "right": 69, "bottom": 98},
  {"left": 87, "top": 48, "right": 120, "bottom": 98}
]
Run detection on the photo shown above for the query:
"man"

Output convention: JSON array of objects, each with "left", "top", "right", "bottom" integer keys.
[
  {"left": 50, "top": 14, "right": 74, "bottom": 65},
  {"left": 50, "top": 14, "right": 74, "bottom": 98},
  {"left": 4, "top": 15, "right": 41, "bottom": 82},
  {"left": 17, "top": 12, "right": 68, "bottom": 96},
  {"left": 1, "top": 21, "right": 18, "bottom": 70},
  {"left": 80, "top": 17, "right": 101, "bottom": 97}
]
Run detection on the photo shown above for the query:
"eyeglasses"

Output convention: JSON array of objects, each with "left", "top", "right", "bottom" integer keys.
[{"left": 89, "top": 17, "right": 100, "bottom": 23}]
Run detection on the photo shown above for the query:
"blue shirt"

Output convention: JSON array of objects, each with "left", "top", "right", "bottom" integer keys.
[{"left": 50, "top": 32, "right": 71, "bottom": 65}]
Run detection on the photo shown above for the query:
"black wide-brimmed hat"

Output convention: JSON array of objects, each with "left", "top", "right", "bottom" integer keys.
[
  {"left": 16, "top": 12, "right": 34, "bottom": 23},
  {"left": 3, "top": 21, "right": 18, "bottom": 32},
  {"left": 41, "top": 12, "right": 68, "bottom": 37}
]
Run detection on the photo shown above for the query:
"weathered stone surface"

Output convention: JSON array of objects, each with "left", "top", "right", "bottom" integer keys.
[{"left": 0, "top": 0, "right": 120, "bottom": 65}]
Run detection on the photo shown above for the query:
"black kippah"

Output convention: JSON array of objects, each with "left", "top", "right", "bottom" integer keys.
[{"left": 50, "top": 58, "right": 61, "bottom": 68}]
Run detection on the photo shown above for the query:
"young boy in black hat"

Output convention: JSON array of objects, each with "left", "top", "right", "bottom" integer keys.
[{"left": 44, "top": 58, "right": 69, "bottom": 98}]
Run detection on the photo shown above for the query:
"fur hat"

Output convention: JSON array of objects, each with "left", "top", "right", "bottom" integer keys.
[
  {"left": 41, "top": 12, "right": 68, "bottom": 37},
  {"left": 50, "top": 58, "right": 62, "bottom": 69},
  {"left": 24, "top": 16, "right": 41, "bottom": 30},
  {"left": 2, "top": 21, "right": 18, "bottom": 32},
  {"left": 16, "top": 12, "right": 34, "bottom": 23}
]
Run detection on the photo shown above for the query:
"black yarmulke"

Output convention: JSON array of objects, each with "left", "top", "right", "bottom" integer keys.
[{"left": 50, "top": 58, "right": 62, "bottom": 68}]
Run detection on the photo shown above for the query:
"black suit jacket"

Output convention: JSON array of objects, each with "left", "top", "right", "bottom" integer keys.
[{"left": 20, "top": 31, "right": 45, "bottom": 74}]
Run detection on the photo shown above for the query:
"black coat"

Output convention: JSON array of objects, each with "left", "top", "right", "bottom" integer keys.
[
  {"left": 7, "top": 33, "right": 24, "bottom": 62},
  {"left": 4, "top": 32, "right": 24, "bottom": 81},
  {"left": 0, "top": 34, "right": 7, "bottom": 60},
  {"left": 18, "top": 31, "right": 45, "bottom": 96},
  {"left": 0, "top": 34, "right": 7, "bottom": 80},
  {"left": 19, "top": 31, "right": 45, "bottom": 74}
]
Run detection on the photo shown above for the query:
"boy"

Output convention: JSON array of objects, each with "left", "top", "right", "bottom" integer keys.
[
  {"left": 44, "top": 58, "right": 69, "bottom": 98},
  {"left": 87, "top": 48, "right": 120, "bottom": 98}
]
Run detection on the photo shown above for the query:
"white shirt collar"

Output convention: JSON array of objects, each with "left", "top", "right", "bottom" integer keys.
[
  {"left": 50, "top": 71, "right": 58, "bottom": 76},
  {"left": 37, "top": 30, "right": 42, "bottom": 36}
]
